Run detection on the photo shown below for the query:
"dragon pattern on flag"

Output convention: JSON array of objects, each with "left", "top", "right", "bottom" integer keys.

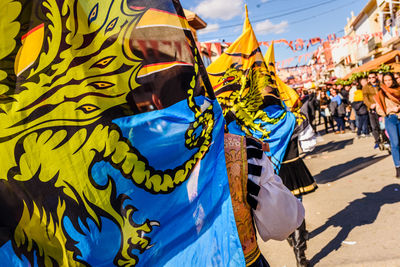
[{"left": 207, "top": 6, "right": 296, "bottom": 170}]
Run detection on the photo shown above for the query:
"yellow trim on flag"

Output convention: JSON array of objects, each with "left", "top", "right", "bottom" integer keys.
[
  {"left": 14, "top": 24, "right": 44, "bottom": 76},
  {"left": 138, "top": 61, "right": 192, "bottom": 78},
  {"left": 136, "top": 9, "right": 190, "bottom": 31}
]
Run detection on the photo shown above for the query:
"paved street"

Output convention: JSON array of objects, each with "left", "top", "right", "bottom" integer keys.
[{"left": 259, "top": 127, "right": 400, "bottom": 267}]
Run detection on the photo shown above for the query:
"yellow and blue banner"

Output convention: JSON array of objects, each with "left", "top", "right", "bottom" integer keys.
[
  {"left": 207, "top": 6, "right": 295, "bottom": 170},
  {"left": 0, "top": 0, "right": 244, "bottom": 266}
]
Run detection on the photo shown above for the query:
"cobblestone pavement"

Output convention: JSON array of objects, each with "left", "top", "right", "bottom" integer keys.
[{"left": 259, "top": 127, "right": 400, "bottom": 267}]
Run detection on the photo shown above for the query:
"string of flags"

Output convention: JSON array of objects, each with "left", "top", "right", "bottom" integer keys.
[
  {"left": 275, "top": 51, "right": 315, "bottom": 68},
  {"left": 199, "top": 31, "right": 384, "bottom": 68}
]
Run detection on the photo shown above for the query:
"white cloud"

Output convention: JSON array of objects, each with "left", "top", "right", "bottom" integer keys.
[
  {"left": 254, "top": 19, "right": 289, "bottom": 35},
  {"left": 193, "top": 0, "right": 244, "bottom": 21},
  {"left": 198, "top": 23, "right": 220, "bottom": 35},
  {"left": 233, "top": 25, "right": 242, "bottom": 33},
  {"left": 256, "top": 0, "right": 268, "bottom": 7}
]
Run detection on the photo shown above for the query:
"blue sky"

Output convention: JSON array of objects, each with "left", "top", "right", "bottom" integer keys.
[{"left": 181, "top": 0, "right": 368, "bottom": 64}]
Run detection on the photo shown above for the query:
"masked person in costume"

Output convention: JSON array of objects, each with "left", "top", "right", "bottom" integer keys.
[
  {"left": 207, "top": 6, "right": 305, "bottom": 266},
  {"left": 279, "top": 113, "right": 318, "bottom": 267}
]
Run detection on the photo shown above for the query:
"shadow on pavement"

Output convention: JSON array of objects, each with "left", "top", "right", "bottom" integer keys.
[
  {"left": 308, "top": 138, "right": 354, "bottom": 155},
  {"left": 314, "top": 155, "right": 389, "bottom": 184},
  {"left": 309, "top": 184, "right": 400, "bottom": 266}
]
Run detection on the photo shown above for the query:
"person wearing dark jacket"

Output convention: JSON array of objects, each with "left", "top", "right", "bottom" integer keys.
[
  {"left": 319, "top": 90, "right": 334, "bottom": 133},
  {"left": 340, "top": 85, "right": 350, "bottom": 102},
  {"left": 329, "top": 89, "right": 346, "bottom": 133},
  {"left": 300, "top": 90, "right": 317, "bottom": 132},
  {"left": 362, "top": 72, "right": 380, "bottom": 148},
  {"left": 351, "top": 89, "right": 369, "bottom": 137}
]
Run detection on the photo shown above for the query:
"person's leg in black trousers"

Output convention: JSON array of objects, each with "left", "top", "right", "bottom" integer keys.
[
  {"left": 357, "top": 114, "right": 368, "bottom": 136},
  {"left": 339, "top": 117, "right": 346, "bottom": 132},
  {"left": 356, "top": 115, "right": 363, "bottom": 136},
  {"left": 333, "top": 116, "right": 341, "bottom": 133},
  {"left": 361, "top": 114, "right": 369, "bottom": 135},
  {"left": 369, "top": 111, "right": 380, "bottom": 147},
  {"left": 323, "top": 116, "right": 329, "bottom": 133},
  {"left": 328, "top": 116, "right": 334, "bottom": 132},
  {"left": 317, "top": 108, "right": 321, "bottom": 125}
]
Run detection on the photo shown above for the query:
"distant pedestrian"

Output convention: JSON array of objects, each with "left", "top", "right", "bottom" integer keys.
[
  {"left": 348, "top": 82, "right": 358, "bottom": 132},
  {"left": 329, "top": 89, "right": 346, "bottom": 133},
  {"left": 351, "top": 88, "right": 369, "bottom": 137},
  {"left": 326, "top": 85, "right": 332, "bottom": 97},
  {"left": 349, "top": 81, "right": 358, "bottom": 103},
  {"left": 375, "top": 72, "right": 400, "bottom": 178},
  {"left": 394, "top": 72, "right": 400, "bottom": 85},
  {"left": 341, "top": 84, "right": 352, "bottom": 130},
  {"left": 340, "top": 84, "right": 350, "bottom": 102},
  {"left": 319, "top": 90, "right": 334, "bottom": 133}
]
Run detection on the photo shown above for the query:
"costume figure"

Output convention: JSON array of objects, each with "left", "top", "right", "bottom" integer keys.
[{"left": 279, "top": 117, "right": 317, "bottom": 267}]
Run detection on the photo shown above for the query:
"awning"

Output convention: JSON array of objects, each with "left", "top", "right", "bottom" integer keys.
[
  {"left": 388, "top": 62, "right": 400, "bottom": 72},
  {"left": 344, "top": 50, "right": 400, "bottom": 79}
]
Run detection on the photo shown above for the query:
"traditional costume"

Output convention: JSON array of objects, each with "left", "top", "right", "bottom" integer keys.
[{"left": 279, "top": 115, "right": 318, "bottom": 267}]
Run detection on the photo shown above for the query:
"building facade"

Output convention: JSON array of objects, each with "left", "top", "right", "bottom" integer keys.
[
  {"left": 377, "top": 0, "right": 400, "bottom": 50},
  {"left": 330, "top": 0, "right": 400, "bottom": 78}
]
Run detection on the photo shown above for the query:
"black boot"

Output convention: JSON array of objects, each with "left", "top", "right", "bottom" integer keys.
[
  {"left": 287, "top": 234, "right": 294, "bottom": 247},
  {"left": 289, "top": 220, "right": 309, "bottom": 267},
  {"left": 396, "top": 167, "right": 400, "bottom": 178}
]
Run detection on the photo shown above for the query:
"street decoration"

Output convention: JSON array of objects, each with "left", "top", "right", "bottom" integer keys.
[
  {"left": 336, "top": 64, "right": 392, "bottom": 85},
  {"left": 201, "top": 32, "right": 384, "bottom": 68}
]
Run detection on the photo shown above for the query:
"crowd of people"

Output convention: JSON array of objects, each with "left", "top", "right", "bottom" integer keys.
[{"left": 296, "top": 71, "right": 400, "bottom": 178}]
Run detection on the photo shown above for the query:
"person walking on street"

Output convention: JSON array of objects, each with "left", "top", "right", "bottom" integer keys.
[
  {"left": 362, "top": 72, "right": 381, "bottom": 148},
  {"left": 320, "top": 90, "right": 334, "bottom": 133},
  {"left": 351, "top": 87, "right": 369, "bottom": 138},
  {"left": 348, "top": 82, "right": 358, "bottom": 132},
  {"left": 375, "top": 72, "right": 400, "bottom": 178},
  {"left": 329, "top": 89, "right": 346, "bottom": 134},
  {"left": 340, "top": 84, "right": 353, "bottom": 131}
]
